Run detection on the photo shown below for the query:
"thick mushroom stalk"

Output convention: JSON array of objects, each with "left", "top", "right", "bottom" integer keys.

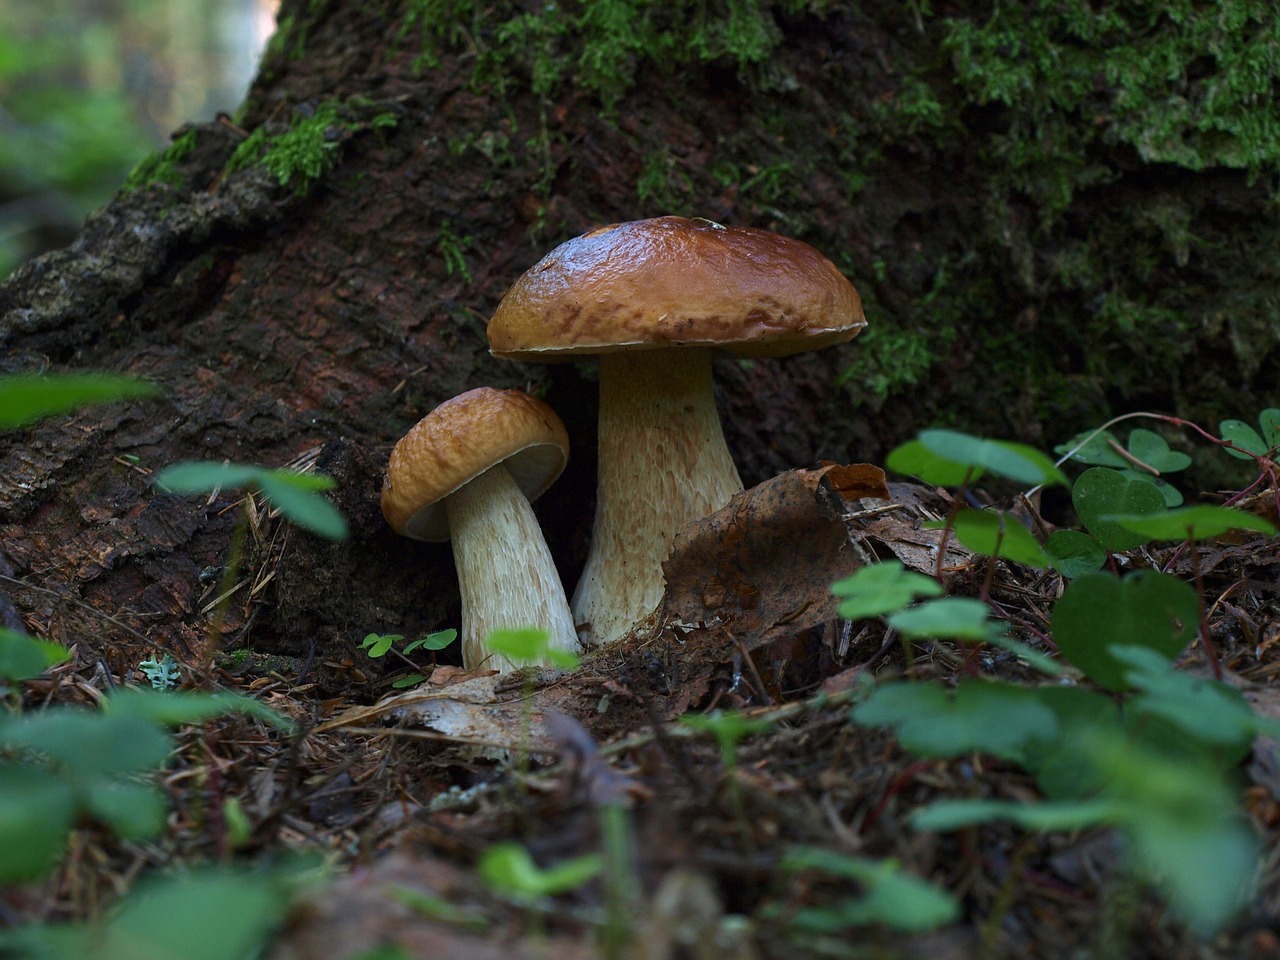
[
  {"left": 445, "top": 464, "right": 578, "bottom": 671},
  {"left": 572, "top": 348, "right": 742, "bottom": 645},
  {"left": 487, "top": 216, "right": 866, "bottom": 648}
]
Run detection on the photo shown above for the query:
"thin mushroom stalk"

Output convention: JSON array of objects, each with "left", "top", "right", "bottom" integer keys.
[
  {"left": 445, "top": 463, "right": 577, "bottom": 670},
  {"left": 380, "top": 386, "right": 578, "bottom": 673},
  {"left": 571, "top": 348, "right": 742, "bottom": 645}
]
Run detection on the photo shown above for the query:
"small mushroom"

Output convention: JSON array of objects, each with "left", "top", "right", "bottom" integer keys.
[
  {"left": 380, "top": 387, "right": 578, "bottom": 672},
  {"left": 487, "top": 216, "right": 865, "bottom": 646}
]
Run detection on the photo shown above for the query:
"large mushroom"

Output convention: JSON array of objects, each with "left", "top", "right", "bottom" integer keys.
[
  {"left": 380, "top": 386, "right": 578, "bottom": 672},
  {"left": 487, "top": 216, "right": 865, "bottom": 646}
]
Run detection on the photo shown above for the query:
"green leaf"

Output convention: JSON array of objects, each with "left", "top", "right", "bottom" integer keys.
[
  {"left": 1054, "top": 429, "right": 1128, "bottom": 468},
  {"left": 1260, "top": 409, "right": 1280, "bottom": 449},
  {"left": 1218, "top": 418, "right": 1268, "bottom": 460},
  {"left": 1087, "top": 734, "right": 1257, "bottom": 934},
  {"left": 1018, "top": 686, "right": 1122, "bottom": 799},
  {"left": 391, "top": 674, "right": 426, "bottom": 689},
  {"left": 483, "top": 627, "right": 551, "bottom": 662},
  {"left": 153, "top": 461, "right": 264, "bottom": 493},
  {"left": 1114, "top": 646, "right": 1274, "bottom": 750},
  {"left": 105, "top": 688, "right": 295, "bottom": 732},
  {"left": 2, "top": 710, "right": 173, "bottom": 777},
  {"left": 681, "top": 710, "right": 774, "bottom": 766},
  {"left": 254, "top": 469, "right": 335, "bottom": 493},
  {"left": 1127, "top": 805, "right": 1256, "bottom": 934},
  {"left": 0, "top": 629, "right": 70, "bottom": 682},
  {"left": 1071, "top": 467, "right": 1165, "bottom": 551},
  {"left": 885, "top": 438, "right": 982, "bottom": 487},
  {"left": 912, "top": 797, "right": 1122, "bottom": 833},
  {"left": 478, "top": 842, "right": 602, "bottom": 898},
  {"left": 543, "top": 647, "right": 581, "bottom": 670},
  {"left": 831, "top": 561, "right": 944, "bottom": 620},
  {"left": 1104, "top": 504, "right": 1277, "bottom": 541},
  {"left": 779, "top": 847, "right": 960, "bottom": 932},
  {"left": 96, "top": 866, "right": 308, "bottom": 960},
  {"left": 887, "top": 597, "right": 1004, "bottom": 644},
  {"left": 1116, "top": 470, "right": 1183, "bottom": 507},
  {"left": 985, "top": 632, "right": 1063, "bottom": 677},
  {"left": 939, "top": 509, "right": 1051, "bottom": 567},
  {"left": 1219, "top": 410, "right": 1280, "bottom": 460},
  {"left": 918, "top": 429, "right": 1068, "bottom": 487},
  {"left": 1126, "top": 429, "right": 1191, "bottom": 474},
  {"left": 404, "top": 628, "right": 458, "bottom": 653},
  {"left": 256, "top": 472, "right": 349, "bottom": 540},
  {"left": 852, "top": 679, "right": 1058, "bottom": 761},
  {"left": 155, "top": 462, "right": 348, "bottom": 540},
  {"left": 0, "top": 373, "right": 160, "bottom": 429},
  {"left": 0, "top": 764, "right": 77, "bottom": 882},
  {"left": 85, "top": 780, "right": 169, "bottom": 840},
  {"left": 361, "top": 633, "right": 401, "bottom": 658},
  {"left": 1043, "top": 529, "right": 1106, "bottom": 577},
  {"left": 1050, "top": 571, "right": 1200, "bottom": 691}
]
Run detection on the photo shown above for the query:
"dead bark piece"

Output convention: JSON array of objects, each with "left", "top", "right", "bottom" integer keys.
[{"left": 658, "top": 464, "right": 887, "bottom": 652}]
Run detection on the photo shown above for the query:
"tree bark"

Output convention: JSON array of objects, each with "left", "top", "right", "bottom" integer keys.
[{"left": 2, "top": 0, "right": 1276, "bottom": 673}]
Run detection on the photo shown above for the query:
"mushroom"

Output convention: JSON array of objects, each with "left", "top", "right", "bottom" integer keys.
[
  {"left": 487, "top": 216, "right": 865, "bottom": 646},
  {"left": 380, "top": 386, "right": 578, "bottom": 672}
]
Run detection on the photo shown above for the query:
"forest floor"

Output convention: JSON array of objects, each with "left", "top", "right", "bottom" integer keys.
[{"left": 5, "top": 465, "right": 1280, "bottom": 960}]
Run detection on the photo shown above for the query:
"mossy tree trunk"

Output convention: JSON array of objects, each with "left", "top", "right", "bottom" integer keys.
[{"left": 2, "top": 0, "right": 1276, "bottom": 669}]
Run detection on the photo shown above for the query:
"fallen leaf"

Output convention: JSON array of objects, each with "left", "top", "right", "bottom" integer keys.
[{"left": 659, "top": 466, "right": 873, "bottom": 652}]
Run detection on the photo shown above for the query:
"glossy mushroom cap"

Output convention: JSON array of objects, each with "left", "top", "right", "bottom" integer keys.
[
  {"left": 380, "top": 387, "right": 569, "bottom": 541},
  {"left": 487, "top": 216, "right": 865, "bottom": 359}
]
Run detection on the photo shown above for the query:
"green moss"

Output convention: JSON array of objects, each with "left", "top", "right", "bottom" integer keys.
[
  {"left": 837, "top": 323, "right": 940, "bottom": 402},
  {"left": 943, "top": 0, "right": 1280, "bottom": 197},
  {"left": 397, "top": 0, "right": 1279, "bottom": 446},
  {"left": 635, "top": 149, "right": 694, "bottom": 210},
  {"left": 436, "top": 220, "right": 475, "bottom": 284},
  {"left": 400, "top": 0, "right": 810, "bottom": 107},
  {"left": 122, "top": 130, "right": 198, "bottom": 192},
  {"left": 223, "top": 100, "right": 400, "bottom": 196},
  {"left": 224, "top": 127, "right": 269, "bottom": 178}
]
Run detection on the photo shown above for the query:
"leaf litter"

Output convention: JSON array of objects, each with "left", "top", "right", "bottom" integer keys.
[{"left": 9, "top": 463, "right": 1280, "bottom": 960}]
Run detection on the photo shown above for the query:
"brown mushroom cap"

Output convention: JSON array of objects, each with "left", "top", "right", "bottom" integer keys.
[
  {"left": 487, "top": 216, "right": 865, "bottom": 359},
  {"left": 380, "top": 387, "right": 569, "bottom": 541}
]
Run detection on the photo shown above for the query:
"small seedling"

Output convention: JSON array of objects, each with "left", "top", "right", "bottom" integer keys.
[
  {"left": 772, "top": 846, "right": 960, "bottom": 933},
  {"left": 361, "top": 629, "right": 458, "bottom": 688},
  {"left": 483, "top": 627, "right": 581, "bottom": 773},
  {"left": 360, "top": 632, "right": 404, "bottom": 658},
  {"left": 478, "top": 841, "right": 602, "bottom": 945},
  {"left": 478, "top": 841, "right": 602, "bottom": 900},
  {"left": 680, "top": 710, "right": 774, "bottom": 853}
]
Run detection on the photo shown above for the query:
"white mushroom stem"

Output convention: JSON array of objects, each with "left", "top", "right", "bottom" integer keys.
[
  {"left": 572, "top": 348, "right": 744, "bottom": 646},
  {"left": 444, "top": 462, "right": 578, "bottom": 671}
]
